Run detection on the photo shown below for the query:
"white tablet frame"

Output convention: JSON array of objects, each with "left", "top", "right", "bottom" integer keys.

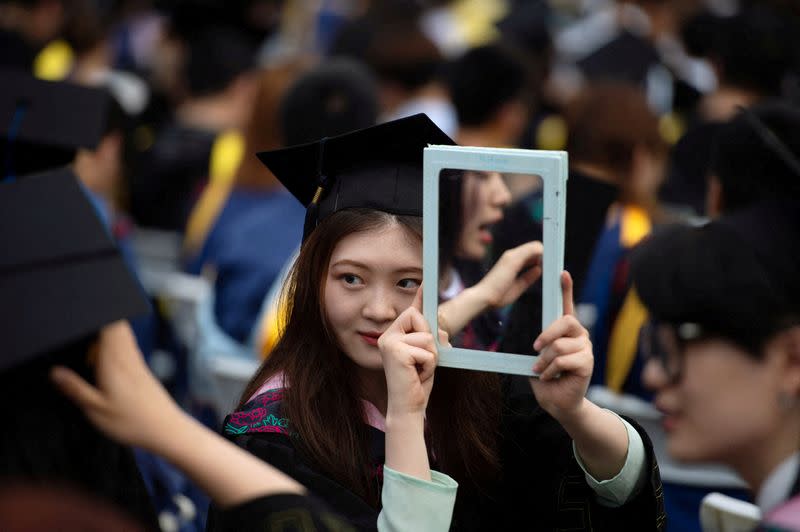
[{"left": 423, "top": 146, "right": 568, "bottom": 376}]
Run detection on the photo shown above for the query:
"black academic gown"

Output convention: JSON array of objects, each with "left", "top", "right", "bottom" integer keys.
[
  {"left": 213, "top": 493, "right": 354, "bottom": 532},
  {"left": 207, "top": 379, "right": 666, "bottom": 531}
]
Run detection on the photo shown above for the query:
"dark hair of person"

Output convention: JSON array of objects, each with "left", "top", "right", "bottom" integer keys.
[
  {"left": 685, "top": 5, "right": 799, "bottom": 96},
  {"left": 632, "top": 202, "right": 800, "bottom": 357},
  {"left": 565, "top": 82, "right": 666, "bottom": 201},
  {"left": 446, "top": 42, "right": 530, "bottom": 127},
  {"left": 329, "top": 2, "right": 440, "bottom": 92},
  {"left": 438, "top": 169, "right": 464, "bottom": 275},
  {"left": 278, "top": 59, "right": 379, "bottom": 147},
  {"left": 330, "top": 13, "right": 441, "bottom": 92},
  {"left": 236, "top": 58, "right": 379, "bottom": 189},
  {"left": 0, "top": 337, "right": 158, "bottom": 528},
  {"left": 183, "top": 25, "right": 255, "bottom": 97},
  {"left": 710, "top": 101, "right": 800, "bottom": 213},
  {"left": 239, "top": 208, "right": 502, "bottom": 505}
]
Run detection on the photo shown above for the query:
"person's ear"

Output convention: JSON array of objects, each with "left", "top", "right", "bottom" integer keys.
[
  {"left": 99, "top": 131, "right": 123, "bottom": 159},
  {"left": 774, "top": 326, "right": 800, "bottom": 399}
]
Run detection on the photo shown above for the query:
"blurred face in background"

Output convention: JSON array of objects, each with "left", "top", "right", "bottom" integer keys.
[
  {"left": 625, "top": 145, "right": 667, "bottom": 208},
  {"left": 643, "top": 328, "right": 797, "bottom": 470},
  {"left": 457, "top": 171, "right": 512, "bottom": 261}
]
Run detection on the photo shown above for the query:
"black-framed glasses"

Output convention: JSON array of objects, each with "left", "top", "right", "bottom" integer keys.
[{"left": 639, "top": 320, "right": 706, "bottom": 384}]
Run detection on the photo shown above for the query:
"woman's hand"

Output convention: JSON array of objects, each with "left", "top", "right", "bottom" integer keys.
[
  {"left": 438, "top": 241, "right": 542, "bottom": 337},
  {"left": 529, "top": 272, "right": 630, "bottom": 481},
  {"left": 529, "top": 271, "right": 594, "bottom": 422},
  {"left": 474, "top": 241, "right": 543, "bottom": 309},
  {"left": 378, "top": 287, "right": 443, "bottom": 419},
  {"left": 50, "top": 321, "right": 181, "bottom": 453},
  {"left": 52, "top": 322, "right": 308, "bottom": 505},
  {"left": 379, "top": 287, "right": 445, "bottom": 481}
]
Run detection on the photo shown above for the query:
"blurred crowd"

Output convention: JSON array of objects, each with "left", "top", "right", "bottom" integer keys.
[{"left": 1, "top": 0, "right": 800, "bottom": 531}]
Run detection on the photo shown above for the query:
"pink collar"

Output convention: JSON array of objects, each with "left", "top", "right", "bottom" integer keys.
[{"left": 250, "top": 373, "right": 387, "bottom": 432}]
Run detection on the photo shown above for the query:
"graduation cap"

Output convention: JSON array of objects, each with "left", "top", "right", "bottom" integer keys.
[
  {"left": 256, "top": 113, "right": 454, "bottom": 240},
  {"left": 0, "top": 168, "right": 150, "bottom": 372},
  {"left": 631, "top": 199, "right": 800, "bottom": 351},
  {"left": 0, "top": 70, "right": 112, "bottom": 179}
]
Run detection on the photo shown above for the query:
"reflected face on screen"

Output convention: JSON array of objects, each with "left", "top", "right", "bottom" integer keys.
[
  {"left": 438, "top": 169, "right": 545, "bottom": 355},
  {"left": 457, "top": 171, "right": 512, "bottom": 261}
]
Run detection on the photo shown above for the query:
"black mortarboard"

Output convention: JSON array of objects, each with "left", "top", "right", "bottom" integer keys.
[
  {"left": 0, "top": 70, "right": 112, "bottom": 178},
  {"left": 631, "top": 199, "right": 800, "bottom": 350},
  {"left": 256, "top": 113, "right": 455, "bottom": 240},
  {"left": 0, "top": 168, "right": 150, "bottom": 372}
]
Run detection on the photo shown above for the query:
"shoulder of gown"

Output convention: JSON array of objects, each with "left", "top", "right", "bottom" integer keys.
[{"left": 207, "top": 391, "right": 380, "bottom": 532}]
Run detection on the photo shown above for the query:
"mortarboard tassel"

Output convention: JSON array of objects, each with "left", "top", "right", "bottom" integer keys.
[{"left": 302, "top": 137, "right": 330, "bottom": 241}]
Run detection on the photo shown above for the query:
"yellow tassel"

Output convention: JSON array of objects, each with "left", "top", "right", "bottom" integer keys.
[
  {"left": 183, "top": 130, "right": 245, "bottom": 254},
  {"left": 33, "top": 40, "right": 74, "bottom": 81},
  {"left": 607, "top": 288, "right": 649, "bottom": 392},
  {"left": 311, "top": 186, "right": 324, "bottom": 205}
]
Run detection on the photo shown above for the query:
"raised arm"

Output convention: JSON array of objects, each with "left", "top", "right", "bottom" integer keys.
[
  {"left": 377, "top": 286, "right": 458, "bottom": 531},
  {"left": 50, "top": 322, "right": 305, "bottom": 507},
  {"left": 530, "top": 272, "right": 644, "bottom": 500},
  {"left": 438, "top": 241, "right": 542, "bottom": 337}
]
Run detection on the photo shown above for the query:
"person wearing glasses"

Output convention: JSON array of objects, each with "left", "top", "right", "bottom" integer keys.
[
  {"left": 627, "top": 100, "right": 800, "bottom": 531},
  {"left": 630, "top": 200, "right": 800, "bottom": 528}
]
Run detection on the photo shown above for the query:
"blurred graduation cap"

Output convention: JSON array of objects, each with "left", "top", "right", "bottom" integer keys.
[
  {"left": 0, "top": 69, "right": 113, "bottom": 179},
  {"left": 631, "top": 199, "right": 800, "bottom": 351},
  {"left": 257, "top": 113, "right": 454, "bottom": 240},
  {"left": 0, "top": 168, "right": 150, "bottom": 372}
]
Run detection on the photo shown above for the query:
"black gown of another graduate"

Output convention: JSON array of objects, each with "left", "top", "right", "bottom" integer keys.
[
  {"left": 207, "top": 379, "right": 666, "bottom": 531},
  {"left": 213, "top": 493, "right": 355, "bottom": 532}
]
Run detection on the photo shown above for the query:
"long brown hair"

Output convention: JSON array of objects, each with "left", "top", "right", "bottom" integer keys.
[{"left": 240, "top": 208, "right": 502, "bottom": 506}]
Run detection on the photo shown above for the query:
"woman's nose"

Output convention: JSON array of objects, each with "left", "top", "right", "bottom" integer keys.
[
  {"left": 362, "top": 290, "right": 398, "bottom": 323},
  {"left": 642, "top": 358, "right": 669, "bottom": 391},
  {"left": 490, "top": 173, "right": 512, "bottom": 207}
]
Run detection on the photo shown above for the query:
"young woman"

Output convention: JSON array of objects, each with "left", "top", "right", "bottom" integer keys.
[
  {"left": 633, "top": 201, "right": 800, "bottom": 527},
  {"left": 213, "top": 114, "right": 665, "bottom": 531}
]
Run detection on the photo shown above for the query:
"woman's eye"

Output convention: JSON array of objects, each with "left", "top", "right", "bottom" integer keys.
[
  {"left": 398, "top": 278, "right": 421, "bottom": 290},
  {"left": 341, "top": 274, "right": 363, "bottom": 286}
]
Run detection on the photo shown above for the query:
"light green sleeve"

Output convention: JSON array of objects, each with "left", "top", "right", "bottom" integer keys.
[
  {"left": 572, "top": 410, "right": 648, "bottom": 507},
  {"left": 377, "top": 466, "right": 459, "bottom": 532}
]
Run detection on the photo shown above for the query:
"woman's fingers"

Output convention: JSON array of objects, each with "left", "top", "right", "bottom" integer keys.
[
  {"left": 402, "top": 331, "right": 437, "bottom": 356},
  {"left": 50, "top": 366, "right": 106, "bottom": 413},
  {"left": 381, "top": 307, "right": 430, "bottom": 350},
  {"left": 411, "top": 283, "right": 424, "bottom": 313},
  {"left": 561, "top": 271, "right": 575, "bottom": 317},
  {"left": 512, "top": 241, "right": 544, "bottom": 263},
  {"left": 405, "top": 346, "right": 436, "bottom": 382},
  {"left": 537, "top": 351, "right": 593, "bottom": 381},
  {"left": 399, "top": 306, "right": 430, "bottom": 335},
  {"left": 437, "top": 328, "right": 450, "bottom": 348},
  {"left": 533, "top": 336, "right": 587, "bottom": 370},
  {"left": 508, "top": 265, "right": 543, "bottom": 301},
  {"left": 533, "top": 314, "right": 586, "bottom": 351}
]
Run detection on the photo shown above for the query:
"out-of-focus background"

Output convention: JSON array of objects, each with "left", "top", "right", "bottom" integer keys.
[{"left": 1, "top": 1, "right": 798, "bottom": 530}]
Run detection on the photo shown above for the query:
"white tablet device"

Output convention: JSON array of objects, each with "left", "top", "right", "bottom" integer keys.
[{"left": 422, "top": 145, "right": 567, "bottom": 376}]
